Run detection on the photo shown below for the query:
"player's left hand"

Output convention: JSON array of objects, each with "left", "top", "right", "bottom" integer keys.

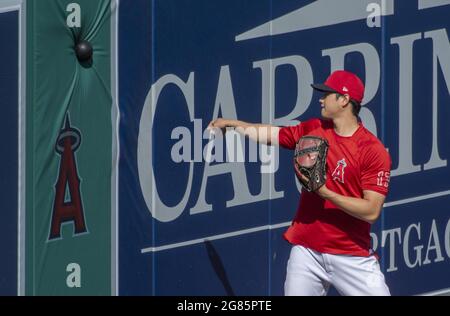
[
  {"left": 315, "top": 184, "right": 331, "bottom": 200},
  {"left": 296, "top": 170, "right": 331, "bottom": 199}
]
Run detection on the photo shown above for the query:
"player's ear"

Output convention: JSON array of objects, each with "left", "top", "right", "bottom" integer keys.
[{"left": 340, "top": 94, "right": 351, "bottom": 107}]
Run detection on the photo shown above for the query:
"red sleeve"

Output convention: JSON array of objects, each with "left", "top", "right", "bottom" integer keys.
[
  {"left": 278, "top": 119, "right": 321, "bottom": 150},
  {"left": 278, "top": 123, "right": 303, "bottom": 150},
  {"left": 360, "top": 144, "right": 392, "bottom": 196}
]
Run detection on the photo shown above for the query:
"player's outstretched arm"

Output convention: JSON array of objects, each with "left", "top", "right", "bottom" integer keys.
[{"left": 207, "top": 118, "right": 280, "bottom": 146}]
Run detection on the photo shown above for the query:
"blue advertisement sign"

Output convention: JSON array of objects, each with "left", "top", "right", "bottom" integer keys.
[
  {"left": 0, "top": 5, "right": 20, "bottom": 296},
  {"left": 119, "top": 0, "right": 450, "bottom": 295}
]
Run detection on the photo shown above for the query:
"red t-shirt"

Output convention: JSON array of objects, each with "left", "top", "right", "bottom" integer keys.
[{"left": 278, "top": 118, "right": 392, "bottom": 257}]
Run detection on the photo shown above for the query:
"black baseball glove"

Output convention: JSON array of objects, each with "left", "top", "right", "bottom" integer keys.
[{"left": 293, "top": 136, "right": 329, "bottom": 192}]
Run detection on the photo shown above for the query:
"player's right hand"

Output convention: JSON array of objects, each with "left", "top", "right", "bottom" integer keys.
[{"left": 207, "top": 118, "right": 230, "bottom": 133}]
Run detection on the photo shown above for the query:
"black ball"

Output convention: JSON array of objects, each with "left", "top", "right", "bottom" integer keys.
[{"left": 75, "top": 40, "right": 93, "bottom": 62}]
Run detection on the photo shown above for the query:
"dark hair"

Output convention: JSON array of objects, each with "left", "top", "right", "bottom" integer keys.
[
  {"left": 335, "top": 93, "right": 361, "bottom": 116},
  {"left": 350, "top": 100, "right": 361, "bottom": 116}
]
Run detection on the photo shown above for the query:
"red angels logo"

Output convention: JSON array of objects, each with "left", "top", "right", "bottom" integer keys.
[
  {"left": 49, "top": 114, "right": 87, "bottom": 240},
  {"left": 332, "top": 159, "right": 347, "bottom": 184}
]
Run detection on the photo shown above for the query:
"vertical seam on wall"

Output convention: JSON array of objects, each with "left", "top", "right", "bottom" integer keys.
[
  {"left": 268, "top": 0, "right": 273, "bottom": 297},
  {"left": 151, "top": 0, "right": 156, "bottom": 297},
  {"left": 380, "top": 4, "right": 387, "bottom": 273}
]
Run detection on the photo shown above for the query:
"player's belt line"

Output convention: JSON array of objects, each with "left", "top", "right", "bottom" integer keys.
[{"left": 141, "top": 189, "right": 450, "bottom": 253}]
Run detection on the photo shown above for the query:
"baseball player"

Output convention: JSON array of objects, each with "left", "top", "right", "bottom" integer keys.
[{"left": 208, "top": 70, "right": 392, "bottom": 296}]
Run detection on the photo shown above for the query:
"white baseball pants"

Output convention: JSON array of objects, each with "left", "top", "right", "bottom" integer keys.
[{"left": 284, "top": 245, "right": 390, "bottom": 296}]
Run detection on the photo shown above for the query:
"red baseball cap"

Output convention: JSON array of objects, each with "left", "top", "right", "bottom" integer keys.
[{"left": 311, "top": 70, "right": 365, "bottom": 104}]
